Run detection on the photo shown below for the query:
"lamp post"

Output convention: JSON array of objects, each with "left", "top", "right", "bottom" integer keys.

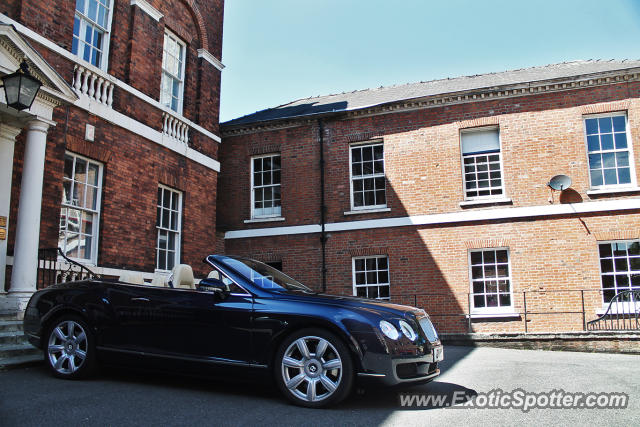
[{"left": 1, "top": 60, "right": 42, "bottom": 111}]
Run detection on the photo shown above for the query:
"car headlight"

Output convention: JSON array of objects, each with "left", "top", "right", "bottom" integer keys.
[
  {"left": 399, "top": 320, "right": 418, "bottom": 341},
  {"left": 379, "top": 320, "right": 399, "bottom": 340}
]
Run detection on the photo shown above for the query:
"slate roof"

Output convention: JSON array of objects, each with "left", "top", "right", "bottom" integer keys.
[{"left": 223, "top": 60, "right": 640, "bottom": 127}]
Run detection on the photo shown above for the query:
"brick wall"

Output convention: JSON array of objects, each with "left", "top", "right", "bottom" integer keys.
[
  {"left": 220, "top": 80, "right": 640, "bottom": 335},
  {"left": 6, "top": 0, "right": 222, "bottom": 138},
  {"left": 4, "top": 0, "right": 223, "bottom": 285},
  {"left": 220, "top": 82, "right": 640, "bottom": 229}
]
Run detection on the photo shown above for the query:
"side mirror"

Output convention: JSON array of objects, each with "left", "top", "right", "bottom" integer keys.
[{"left": 199, "top": 278, "right": 231, "bottom": 297}]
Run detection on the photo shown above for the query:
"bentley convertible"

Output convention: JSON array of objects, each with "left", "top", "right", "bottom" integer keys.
[{"left": 23, "top": 255, "right": 443, "bottom": 408}]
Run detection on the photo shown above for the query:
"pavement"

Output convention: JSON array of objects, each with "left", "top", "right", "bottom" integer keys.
[{"left": 0, "top": 345, "right": 638, "bottom": 426}]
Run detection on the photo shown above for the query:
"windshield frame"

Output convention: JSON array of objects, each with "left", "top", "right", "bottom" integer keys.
[{"left": 214, "top": 256, "right": 313, "bottom": 293}]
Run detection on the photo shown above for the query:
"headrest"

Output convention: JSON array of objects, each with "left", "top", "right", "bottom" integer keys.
[{"left": 172, "top": 264, "right": 195, "bottom": 289}]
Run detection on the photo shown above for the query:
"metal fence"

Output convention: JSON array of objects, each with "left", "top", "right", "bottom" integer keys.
[
  {"left": 37, "top": 248, "right": 100, "bottom": 289},
  {"left": 395, "top": 288, "right": 640, "bottom": 333}
]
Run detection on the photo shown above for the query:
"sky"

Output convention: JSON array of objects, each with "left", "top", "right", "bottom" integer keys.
[{"left": 219, "top": 0, "right": 640, "bottom": 122}]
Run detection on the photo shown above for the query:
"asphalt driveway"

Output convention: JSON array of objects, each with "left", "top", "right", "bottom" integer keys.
[{"left": 1, "top": 346, "right": 638, "bottom": 426}]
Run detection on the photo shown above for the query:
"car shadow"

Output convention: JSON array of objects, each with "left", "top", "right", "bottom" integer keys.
[{"left": 87, "top": 345, "right": 477, "bottom": 412}]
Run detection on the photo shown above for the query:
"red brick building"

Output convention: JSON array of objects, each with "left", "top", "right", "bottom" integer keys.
[
  {"left": 0, "top": 0, "right": 224, "bottom": 311},
  {"left": 219, "top": 61, "right": 640, "bottom": 334}
]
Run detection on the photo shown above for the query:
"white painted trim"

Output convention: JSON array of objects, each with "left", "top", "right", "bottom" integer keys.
[
  {"left": 75, "top": 95, "right": 220, "bottom": 172},
  {"left": 0, "top": 13, "right": 221, "bottom": 144},
  {"left": 226, "top": 224, "right": 321, "bottom": 239},
  {"left": 586, "top": 186, "right": 640, "bottom": 195},
  {"left": 466, "top": 312, "right": 520, "bottom": 319},
  {"left": 244, "top": 217, "right": 285, "bottom": 224},
  {"left": 459, "top": 197, "right": 512, "bottom": 207},
  {"left": 344, "top": 207, "right": 391, "bottom": 216},
  {"left": 197, "top": 49, "right": 225, "bottom": 71},
  {"left": 130, "top": 0, "right": 163, "bottom": 22},
  {"left": 224, "top": 198, "right": 640, "bottom": 239}
]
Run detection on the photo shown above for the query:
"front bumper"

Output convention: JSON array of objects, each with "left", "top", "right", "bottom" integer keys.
[{"left": 358, "top": 343, "right": 443, "bottom": 386}]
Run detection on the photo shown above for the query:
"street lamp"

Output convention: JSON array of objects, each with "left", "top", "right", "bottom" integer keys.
[{"left": 1, "top": 60, "right": 42, "bottom": 111}]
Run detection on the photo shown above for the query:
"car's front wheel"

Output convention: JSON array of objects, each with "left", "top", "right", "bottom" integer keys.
[
  {"left": 275, "top": 328, "right": 354, "bottom": 408},
  {"left": 44, "top": 316, "right": 96, "bottom": 379}
]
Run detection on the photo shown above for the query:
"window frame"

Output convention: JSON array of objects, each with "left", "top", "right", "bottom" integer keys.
[
  {"left": 352, "top": 255, "right": 391, "bottom": 300},
  {"left": 72, "top": 0, "right": 114, "bottom": 71},
  {"left": 596, "top": 239, "right": 640, "bottom": 307},
  {"left": 582, "top": 112, "right": 637, "bottom": 190},
  {"left": 468, "top": 247, "right": 514, "bottom": 314},
  {"left": 155, "top": 184, "right": 183, "bottom": 272},
  {"left": 459, "top": 126, "right": 506, "bottom": 201},
  {"left": 250, "top": 153, "right": 282, "bottom": 219},
  {"left": 349, "top": 141, "right": 387, "bottom": 211},
  {"left": 58, "top": 152, "right": 104, "bottom": 265},
  {"left": 160, "top": 29, "right": 187, "bottom": 114}
]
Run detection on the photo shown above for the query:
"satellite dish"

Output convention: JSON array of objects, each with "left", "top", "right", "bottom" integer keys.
[{"left": 548, "top": 175, "right": 572, "bottom": 191}]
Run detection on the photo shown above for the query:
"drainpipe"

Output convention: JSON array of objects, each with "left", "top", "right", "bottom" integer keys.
[{"left": 318, "top": 119, "right": 327, "bottom": 293}]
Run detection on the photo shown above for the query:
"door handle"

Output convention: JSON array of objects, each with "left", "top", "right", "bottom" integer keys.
[{"left": 131, "top": 297, "right": 150, "bottom": 302}]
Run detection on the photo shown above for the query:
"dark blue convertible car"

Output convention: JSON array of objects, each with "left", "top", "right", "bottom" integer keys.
[{"left": 24, "top": 255, "right": 443, "bottom": 407}]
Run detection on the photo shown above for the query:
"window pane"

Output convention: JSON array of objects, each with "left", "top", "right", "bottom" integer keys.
[
  {"left": 469, "top": 252, "right": 482, "bottom": 264},
  {"left": 590, "top": 170, "right": 603, "bottom": 187},
  {"left": 598, "top": 117, "right": 612, "bottom": 133},
  {"left": 461, "top": 129, "right": 499, "bottom": 154},
  {"left": 586, "top": 134, "right": 600, "bottom": 152},
  {"left": 585, "top": 118, "right": 598, "bottom": 135},
  {"left": 600, "top": 133, "right": 614, "bottom": 150},
  {"left": 618, "top": 168, "right": 631, "bottom": 184},
  {"left": 612, "top": 115, "right": 625, "bottom": 131},
  {"left": 614, "top": 132, "right": 627, "bottom": 149},
  {"left": 604, "top": 169, "right": 617, "bottom": 185},
  {"left": 600, "top": 259, "right": 613, "bottom": 273}
]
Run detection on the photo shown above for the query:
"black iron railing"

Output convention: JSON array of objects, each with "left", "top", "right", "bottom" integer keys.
[
  {"left": 395, "top": 288, "right": 640, "bottom": 334},
  {"left": 587, "top": 289, "right": 640, "bottom": 331},
  {"left": 37, "top": 248, "right": 100, "bottom": 289}
]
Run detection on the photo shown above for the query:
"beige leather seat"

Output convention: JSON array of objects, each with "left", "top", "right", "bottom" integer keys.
[
  {"left": 118, "top": 271, "right": 145, "bottom": 285},
  {"left": 150, "top": 273, "right": 170, "bottom": 288},
  {"left": 171, "top": 264, "right": 195, "bottom": 290}
]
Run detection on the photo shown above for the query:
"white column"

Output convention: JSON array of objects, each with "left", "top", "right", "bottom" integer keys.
[
  {"left": 8, "top": 119, "right": 50, "bottom": 307},
  {"left": 0, "top": 124, "right": 22, "bottom": 294}
]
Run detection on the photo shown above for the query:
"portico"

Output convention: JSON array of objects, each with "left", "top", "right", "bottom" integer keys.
[{"left": 0, "top": 24, "right": 77, "bottom": 312}]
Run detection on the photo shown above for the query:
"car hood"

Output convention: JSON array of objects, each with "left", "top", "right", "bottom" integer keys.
[{"left": 270, "top": 289, "right": 421, "bottom": 318}]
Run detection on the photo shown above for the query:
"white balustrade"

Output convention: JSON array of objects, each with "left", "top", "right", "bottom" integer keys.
[
  {"left": 72, "top": 64, "right": 114, "bottom": 107},
  {"left": 162, "top": 112, "right": 190, "bottom": 145}
]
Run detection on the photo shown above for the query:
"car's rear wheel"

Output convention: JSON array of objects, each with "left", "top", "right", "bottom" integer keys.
[
  {"left": 275, "top": 328, "right": 354, "bottom": 408},
  {"left": 45, "top": 316, "right": 96, "bottom": 379}
]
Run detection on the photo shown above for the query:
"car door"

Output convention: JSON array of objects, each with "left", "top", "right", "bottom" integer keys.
[
  {"left": 100, "top": 284, "right": 254, "bottom": 364},
  {"left": 151, "top": 288, "right": 254, "bottom": 363}
]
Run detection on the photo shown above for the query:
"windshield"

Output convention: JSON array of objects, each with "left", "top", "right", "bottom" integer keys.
[{"left": 218, "top": 257, "right": 313, "bottom": 292}]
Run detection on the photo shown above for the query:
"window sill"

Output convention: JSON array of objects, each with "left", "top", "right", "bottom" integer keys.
[
  {"left": 586, "top": 186, "right": 640, "bottom": 196},
  {"left": 344, "top": 207, "right": 391, "bottom": 216},
  {"left": 466, "top": 312, "right": 520, "bottom": 319},
  {"left": 244, "top": 217, "right": 285, "bottom": 224},
  {"left": 459, "top": 197, "right": 512, "bottom": 207}
]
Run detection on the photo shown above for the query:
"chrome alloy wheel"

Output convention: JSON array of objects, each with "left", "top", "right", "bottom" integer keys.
[
  {"left": 47, "top": 320, "right": 88, "bottom": 375},
  {"left": 281, "top": 335, "right": 343, "bottom": 403}
]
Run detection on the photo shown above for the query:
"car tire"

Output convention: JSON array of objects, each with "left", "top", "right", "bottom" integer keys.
[
  {"left": 44, "top": 315, "right": 96, "bottom": 379},
  {"left": 275, "top": 328, "right": 354, "bottom": 408}
]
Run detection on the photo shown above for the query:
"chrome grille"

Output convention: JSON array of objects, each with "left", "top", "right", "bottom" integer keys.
[{"left": 418, "top": 316, "right": 439, "bottom": 342}]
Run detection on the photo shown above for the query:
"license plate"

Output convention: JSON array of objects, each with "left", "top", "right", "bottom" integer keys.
[{"left": 433, "top": 346, "right": 444, "bottom": 362}]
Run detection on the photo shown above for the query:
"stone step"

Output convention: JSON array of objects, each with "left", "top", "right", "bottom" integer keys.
[
  {"left": 0, "top": 353, "right": 44, "bottom": 370},
  {"left": 0, "top": 343, "right": 40, "bottom": 359},
  {"left": 0, "top": 311, "right": 20, "bottom": 321},
  {"left": 0, "top": 331, "right": 29, "bottom": 345},
  {"left": 0, "top": 320, "right": 23, "bottom": 333}
]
